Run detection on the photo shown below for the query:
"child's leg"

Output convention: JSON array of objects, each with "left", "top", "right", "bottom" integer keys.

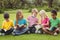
[
  {"left": 35, "top": 25, "right": 42, "bottom": 33},
  {"left": 19, "top": 27, "right": 29, "bottom": 34},
  {"left": 31, "top": 25, "right": 36, "bottom": 33},
  {"left": 0, "top": 29, "right": 5, "bottom": 33},
  {"left": 53, "top": 28, "right": 59, "bottom": 33},
  {"left": 12, "top": 27, "right": 28, "bottom": 35},
  {"left": 0, "top": 29, "right": 6, "bottom": 35},
  {"left": 5, "top": 28, "right": 13, "bottom": 35},
  {"left": 42, "top": 27, "right": 53, "bottom": 35}
]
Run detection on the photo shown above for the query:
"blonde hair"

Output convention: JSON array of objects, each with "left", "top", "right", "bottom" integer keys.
[
  {"left": 39, "top": 10, "right": 48, "bottom": 17},
  {"left": 32, "top": 8, "right": 38, "bottom": 14},
  {"left": 16, "top": 10, "right": 23, "bottom": 25}
]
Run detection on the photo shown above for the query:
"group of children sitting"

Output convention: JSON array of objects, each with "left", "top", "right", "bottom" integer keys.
[{"left": 0, "top": 8, "right": 60, "bottom": 36}]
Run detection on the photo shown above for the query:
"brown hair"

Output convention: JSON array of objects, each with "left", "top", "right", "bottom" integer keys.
[{"left": 16, "top": 10, "right": 23, "bottom": 25}]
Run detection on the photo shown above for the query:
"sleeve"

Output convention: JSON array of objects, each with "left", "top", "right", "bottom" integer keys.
[
  {"left": 24, "top": 19, "right": 27, "bottom": 25},
  {"left": 36, "top": 18, "right": 38, "bottom": 23},
  {"left": 49, "top": 18, "right": 51, "bottom": 27},
  {"left": 2, "top": 21, "right": 5, "bottom": 29},
  {"left": 14, "top": 20, "right": 16, "bottom": 26},
  {"left": 58, "top": 19, "right": 60, "bottom": 24},
  {"left": 11, "top": 20, "right": 14, "bottom": 27},
  {"left": 27, "top": 16, "right": 30, "bottom": 21},
  {"left": 49, "top": 18, "right": 51, "bottom": 23},
  {"left": 46, "top": 17, "right": 49, "bottom": 22},
  {"left": 59, "top": 19, "right": 60, "bottom": 24}
]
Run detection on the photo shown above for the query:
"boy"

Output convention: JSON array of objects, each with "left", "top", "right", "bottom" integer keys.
[
  {"left": 49, "top": 10, "right": 60, "bottom": 35},
  {"left": 0, "top": 13, "right": 13, "bottom": 36},
  {"left": 27, "top": 8, "right": 38, "bottom": 33}
]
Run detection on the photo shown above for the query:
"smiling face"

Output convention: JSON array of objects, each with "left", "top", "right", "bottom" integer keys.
[
  {"left": 18, "top": 12, "right": 23, "bottom": 19},
  {"left": 4, "top": 13, "right": 9, "bottom": 21},
  {"left": 32, "top": 8, "right": 38, "bottom": 17},
  {"left": 51, "top": 13, "right": 57, "bottom": 19},
  {"left": 51, "top": 10, "right": 57, "bottom": 19},
  {"left": 39, "top": 10, "right": 47, "bottom": 18},
  {"left": 16, "top": 10, "right": 23, "bottom": 20},
  {"left": 32, "top": 12, "right": 38, "bottom": 17}
]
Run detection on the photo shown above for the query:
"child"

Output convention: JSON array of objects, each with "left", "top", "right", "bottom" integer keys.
[
  {"left": 0, "top": 13, "right": 13, "bottom": 36},
  {"left": 27, "top": 8, "right": 38, "bottom": 33},
  {"left": 39, "top": 10, "right": 50, "bottom": 34},
  {"left": 49, "top": 10, "right": 60, "bottom": 35},
  {"left": 12, "top": 10, "right": 28, "bottom": 36}
]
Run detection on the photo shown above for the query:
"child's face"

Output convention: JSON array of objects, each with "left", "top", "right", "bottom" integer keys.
[
  {"left": 18, "top": 13, "right": 23, "bottom": 19},
  {"left": 33, "top": 12, "right": 37, "bottom": 17},
  {"left": 51, "top": 13, "right": 57, "bottom": 19},
  {"left": 5, "top": 18, "right": 9, "bottom": 21}
]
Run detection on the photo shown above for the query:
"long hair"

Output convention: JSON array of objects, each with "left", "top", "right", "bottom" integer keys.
[
  {"left": 16, "top": 10, "right": 23, "bottom": 25},
  {"left": 39, "top": 10, "right": 48, "bottom": 18}
]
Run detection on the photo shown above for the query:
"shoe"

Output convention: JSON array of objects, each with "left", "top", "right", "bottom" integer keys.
[
  {"left": 12, "top": 32, "right": 16, "bottom": 36},
  {"left": 37, "top": 31, "right": 41, "bottom": 34},
  {"left": 35, "top": 30, "right": 38, "bottom": 33},
  {"left": 27, "top": 31, "right": 30, "bottom": 34},
  {"left": 0, "top": 33, "right": 5, "bottom": 36},
  {"left": 54, "top": 32, "right": 57, "bottom": 36},
  {"left": 0, "top": 33, "right": 2, "bottom": 36}
]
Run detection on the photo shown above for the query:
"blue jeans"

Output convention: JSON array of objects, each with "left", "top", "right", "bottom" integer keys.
[{"left": 12, "top": 27, "right": 28, "bottom": 35}]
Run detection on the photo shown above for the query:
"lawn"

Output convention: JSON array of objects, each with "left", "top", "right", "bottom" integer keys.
[{"left": 0, "top": 9, "right": 60, "bottom": 40}]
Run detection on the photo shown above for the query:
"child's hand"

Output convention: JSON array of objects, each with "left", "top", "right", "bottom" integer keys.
[
  {"left": 14, "top": 26, "right": 17, "bottom": 29},
  {"left": 4, "top": 29, "right": 7, "bottom": 32},
  {"left": 19, "top": 24, "right": 24, "bottom": 27}
]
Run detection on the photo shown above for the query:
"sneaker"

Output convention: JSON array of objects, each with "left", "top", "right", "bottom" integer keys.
[
  {"left": 0, "top": 33, "right": 2, "bottom": 36},
  {"left": 37, "top": 31, "right": 41, "bottom": 34},
  {"left": 0, "top": 33, "right": 5, "bottom": 36},
  {"left": 27, "top": 31, "right": 30, "bottom": 34},
  {"left": 12, "top": 32, "right": 16, "bottom": 36},
  {"left": 35, "top": 30, "right": 38, "bottom": 33},
  {"left": 54, "top": 32, "right": 57, "bottom": 36}
]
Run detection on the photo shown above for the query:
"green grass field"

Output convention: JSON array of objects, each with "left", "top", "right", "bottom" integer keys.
[{"left": 0, "top": 9, "right": 60, "bottom": 40}]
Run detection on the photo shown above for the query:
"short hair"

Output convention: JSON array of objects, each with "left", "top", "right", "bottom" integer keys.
[
  {"left": 51, "top": 10, "right": 57, "bottom": 15},
  {"left": 32, "top": 8, "right": 38, "bottom": 14},
  {"left": 4, "top": 13, "right": 9, "bottom": 19}
]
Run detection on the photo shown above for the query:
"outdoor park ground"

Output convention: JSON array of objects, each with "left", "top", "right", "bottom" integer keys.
[{"left": 0, "top": 9, "right": 60, "bottom": 40}]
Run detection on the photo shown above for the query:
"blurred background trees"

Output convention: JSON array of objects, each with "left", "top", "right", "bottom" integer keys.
[{"left": 0, "top": 0, "right": 60, "bottom": 13}]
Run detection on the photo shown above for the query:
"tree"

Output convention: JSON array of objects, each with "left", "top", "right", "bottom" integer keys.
[
  {"left": 35, "top": 0, "right": 42, "bottom": 6},
  {"left": 48, "top": 0, "right": 53, "bottom": 8}
]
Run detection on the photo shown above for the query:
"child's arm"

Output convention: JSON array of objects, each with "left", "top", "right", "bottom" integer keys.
[
  {"left": 42, "top": 18, "right": 50, "bottom": 26},
  {"left": 11, "top": 20, "right": 14, "bottom": 28},
  {"left": 58, "top": 20, "right": 60, "bottom": 30},
  {"left": 2, "top": 21, "right": 5, "bottom": 29},
  {"left": 42, "top": 21, "right": 49, "bottom": 26},
  {"left": 35, "top": 18, "right": 39, "bottom": 25},
  {"left": 2, "top": 22, "right": 7, "bottom": 31},
  {"left": 24, "top": 20, "right": 27, "bottom": 27},
  {"left": 49, "top": 21, "right": 51, "bottom": 27}
]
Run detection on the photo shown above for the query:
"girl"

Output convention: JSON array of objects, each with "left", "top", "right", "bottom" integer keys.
[
  {"left": 27, "top": 8, "right": 38, "bottom": 33},
  {"left": 39, "top": 10, "right": 50, "bottom": 34},
  {"left": 12, "top": 10, "right": 28, "bottom": 36}
]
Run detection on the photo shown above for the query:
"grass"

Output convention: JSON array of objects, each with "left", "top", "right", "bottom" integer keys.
[{"left": 0, "top": 9, "right": 60, "bottom": 40}]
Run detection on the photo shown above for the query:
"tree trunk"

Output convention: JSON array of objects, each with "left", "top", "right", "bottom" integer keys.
[
  {"left": 48, "top": 0, "right": 53, "bottom": 8},
  {"left": 35, "top": 0, "right": 42, "bottom": 6}
]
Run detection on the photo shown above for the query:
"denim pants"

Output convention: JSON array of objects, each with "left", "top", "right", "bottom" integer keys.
[{"left": 12, "top": 27, "right": 28, "bottom": 35}]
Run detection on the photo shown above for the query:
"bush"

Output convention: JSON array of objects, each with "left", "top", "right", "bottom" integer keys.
[
  {"left": 53, "top": 6, "right": 60, "bottom": 11},
  {"left": 0, "top": 8, "right": 4, "bottom": 14}
]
